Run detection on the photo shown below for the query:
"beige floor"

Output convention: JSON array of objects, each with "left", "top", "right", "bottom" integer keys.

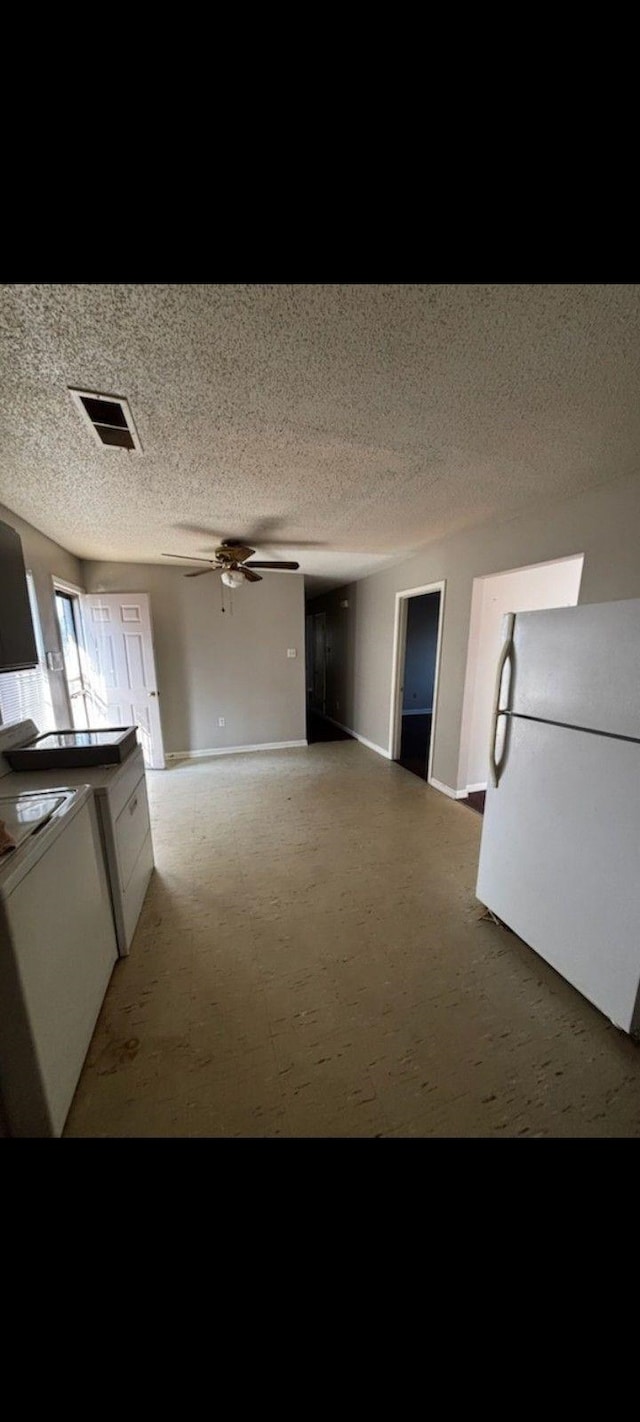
[{"left": 65, "top": 741, "right": 640, "bottom": 1138}]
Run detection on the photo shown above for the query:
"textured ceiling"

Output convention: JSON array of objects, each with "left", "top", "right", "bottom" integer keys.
[{"left": 2, "top": 283, "right": 640, "bottom": 594}]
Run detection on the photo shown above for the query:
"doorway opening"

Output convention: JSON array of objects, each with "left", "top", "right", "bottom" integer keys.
[
  {"left": 305, "top": 609, "right": 353, "bottom": 744},
  {"left": 457, "top": 552, "right": 584, "bottom": 811},
  {"left": 55, "top": 588, "right": 89, "bottom": 729},
  {"left": 389, "top": 582, "right": 445, "bottom": 783}
]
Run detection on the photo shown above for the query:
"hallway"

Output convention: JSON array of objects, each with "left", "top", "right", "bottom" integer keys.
[
  {"left": 65, "top": 741, "right": 640, "bottom": 1137},
  {"left": 306, "top": 709, "right": 353, "bottom": 743}
]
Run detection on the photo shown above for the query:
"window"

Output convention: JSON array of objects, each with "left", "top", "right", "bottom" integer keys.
[
  {"left": 55, "top": 590, "right": 88, "bottom": 729},
  {"left": 0, "top": 574, "right": 55, "bottom": 730}
]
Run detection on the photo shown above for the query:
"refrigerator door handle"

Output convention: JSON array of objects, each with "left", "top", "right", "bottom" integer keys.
[{"left": 489, "top": 612, "right": 515, "bottom": 788}]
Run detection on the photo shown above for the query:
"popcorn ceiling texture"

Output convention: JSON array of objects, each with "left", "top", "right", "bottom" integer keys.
[{"left": 2, "top": 284, "right": 640, "bottom": 590}]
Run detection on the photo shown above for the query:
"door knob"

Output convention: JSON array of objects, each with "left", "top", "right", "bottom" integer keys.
[{"left": 149, "top": 691, "right": 158, "bottom": 697}]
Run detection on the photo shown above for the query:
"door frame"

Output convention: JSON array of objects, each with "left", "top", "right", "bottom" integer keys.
[{"left": 388, "top": 580, "right": 446, "bottom": 786}]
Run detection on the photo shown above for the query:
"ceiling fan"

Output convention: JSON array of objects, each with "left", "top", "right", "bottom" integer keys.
[{"left": 161, "top": 540, "right": 300, "bottom": 587}]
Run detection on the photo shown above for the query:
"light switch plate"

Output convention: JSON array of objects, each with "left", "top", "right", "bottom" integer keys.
[{"left": 287, "top": 648, "right": 297, "bottom": 658}]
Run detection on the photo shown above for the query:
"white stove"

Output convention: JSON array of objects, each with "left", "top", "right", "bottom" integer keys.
[
  {"left": 0, "top": 790, "right": 67, "bottom": 853},
  {"left": 0, "top": 720, "right": 154, "bottom": 956},
  {"left": 0, "top": 779, "right": 117, "bottom": 1136}
]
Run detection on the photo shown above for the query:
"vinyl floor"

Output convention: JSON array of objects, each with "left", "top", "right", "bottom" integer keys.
[{"left": 65, "top": 741, "right": 640, "bottom": 1138}]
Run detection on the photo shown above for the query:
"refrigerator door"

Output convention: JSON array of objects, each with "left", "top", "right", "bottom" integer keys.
[
  {"left": 476, "top": 715, "right": 640, "bottom": 1034},
  {"left": 501, "top": 599, "right": 640, "bottom": 739}
]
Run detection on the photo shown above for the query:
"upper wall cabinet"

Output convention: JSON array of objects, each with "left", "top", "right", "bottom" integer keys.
[{"left": 0, "top": 520, "right": 38, "bottom": 671}]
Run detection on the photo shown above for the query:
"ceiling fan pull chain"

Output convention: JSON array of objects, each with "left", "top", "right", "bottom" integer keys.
[{"left": 220, "top": 579, "right": 225, "bottom": 615}]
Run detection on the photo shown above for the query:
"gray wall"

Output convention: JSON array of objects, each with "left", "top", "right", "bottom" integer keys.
[
  {"left": 6, "top": 466, "right": 640, "bottom": 777},
  {"left": 0, "top": 501, "right": 83, "bottom": 725},
  {"left": 307, "top": 471, "right": 640, "bottom": 789},
  {"left": 82, "top": 561, "right": 307, "bottom": 755},
  {"left": 402, "top": 593, "right": 440, "bottom": 712}
]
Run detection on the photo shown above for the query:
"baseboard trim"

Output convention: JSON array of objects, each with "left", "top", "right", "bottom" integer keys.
[
  {"left": 355, "top": 733, "right": 392, "bottom": 759},
  {"left": 167, "top": 739, "right": 308, "bottom": 762},
  {"left": 324, "top": 716, "right": 392, "bottom": 760},
  {"left": 429, "top": 776, "right": 468, "bottom": 800},
  {"left": 466, "top": 781, "right": 488, "bottom": 794}
]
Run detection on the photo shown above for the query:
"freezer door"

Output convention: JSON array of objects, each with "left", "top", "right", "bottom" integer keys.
[
  {"left": 501, "top": 599, "right": 640, "bottom": 738},
  {"left": 476, "top": 716, "right": 640, "bottom": 1034}
]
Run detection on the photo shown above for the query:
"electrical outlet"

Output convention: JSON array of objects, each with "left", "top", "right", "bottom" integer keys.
[
  {"left": 218, "top": 717, "right": 225, "bottom": 727},
  {"left": 287, "top": 648, "right": 297, "bottom": 658}
]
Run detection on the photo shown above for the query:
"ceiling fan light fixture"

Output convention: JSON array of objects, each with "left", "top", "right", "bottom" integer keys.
[{"left": 221, "top": 569, "right": 244, "bottom": 588}]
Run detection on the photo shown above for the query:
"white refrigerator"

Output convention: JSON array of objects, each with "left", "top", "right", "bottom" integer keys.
[{"left": 476, "top": 598, "right": 640, "bottom": 1036}]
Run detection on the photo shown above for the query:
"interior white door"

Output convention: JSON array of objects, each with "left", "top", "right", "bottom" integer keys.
[
  {"left": 80, "top": 592, "right": 166, "bottom": 769},
  {"left": 477, "top": 715, "right": 640, "bottom": 1034}
]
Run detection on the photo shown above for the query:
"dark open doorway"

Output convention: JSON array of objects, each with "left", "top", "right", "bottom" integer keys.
[
  {"left": 305, "top": 609, "right": 353, "bottom": 744},
  {"left": 465, "top": 789, "right": 486, "bottom": 815},
  {"left": 394, "top": 589, "right": 442, "bottom": 781},
  {"left": 307, "top": 711, "right": 353, "bottom": 743}
]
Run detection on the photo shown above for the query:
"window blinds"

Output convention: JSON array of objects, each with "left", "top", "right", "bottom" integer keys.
[{"left": 0, "top": 574, "right": 55, "bottom": 731}]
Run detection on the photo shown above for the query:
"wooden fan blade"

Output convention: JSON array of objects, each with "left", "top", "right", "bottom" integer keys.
[
  {"left": 243, "top": 561, "right": 300, "bottom": 570},
  {"left": 185, "top": 567, "right": 217, "bottom": 577},
  {"left": 162, "top": 552, "right": 215, "bottom": 564},
  {"left": 242, "top": 568, "right": 263, "bottom": 583}
]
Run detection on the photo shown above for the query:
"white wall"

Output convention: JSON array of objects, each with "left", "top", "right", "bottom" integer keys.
[{"left": 458, "top": 555, "right": 584, "bottom": 791}]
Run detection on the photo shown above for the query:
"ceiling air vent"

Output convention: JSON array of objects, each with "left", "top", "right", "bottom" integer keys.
[{"left": 69, "top": 388, "right": 142, "bottom": 452}]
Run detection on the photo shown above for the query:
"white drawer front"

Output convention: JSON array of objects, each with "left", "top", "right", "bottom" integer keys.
[
  {"left": 110, "top": 746, "right": 146, "bottom": 820},
  {"left": 115, "top": 773, "right": 151, "bottom": 892}
]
